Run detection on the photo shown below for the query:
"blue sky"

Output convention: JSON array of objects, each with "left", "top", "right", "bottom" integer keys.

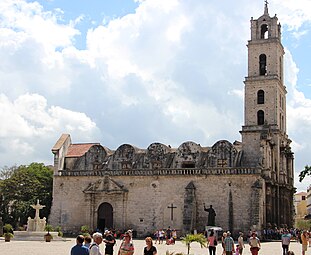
[
  {"left": 0, "top": 0, "right": 310, "bottom": 192},
  {"left": 283, "top": 22, "right": 311, "bottom": 97},
  {"left": 32, "top": 0, "right": 139, "bottom": 49}
]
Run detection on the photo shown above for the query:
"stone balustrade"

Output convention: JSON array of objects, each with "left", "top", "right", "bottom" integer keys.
[{"left": 58, "top": 167, "right": 262, "bottom": 176}]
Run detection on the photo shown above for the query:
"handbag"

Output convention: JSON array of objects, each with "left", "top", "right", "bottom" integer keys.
[{"left": 213, "top": 237, "right": 217, "bottom": 246}]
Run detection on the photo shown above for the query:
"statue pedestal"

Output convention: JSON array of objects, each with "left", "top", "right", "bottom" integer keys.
[
  {"left": 205, "top": 226, "right": 223, "bottom": 238},
  {"left": 13, "top": 231, "right": 64, "bottom": 241}
]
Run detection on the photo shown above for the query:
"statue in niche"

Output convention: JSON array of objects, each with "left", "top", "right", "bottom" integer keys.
[{"left": 204, "top": 203, "right": 216, "bottom": 226}]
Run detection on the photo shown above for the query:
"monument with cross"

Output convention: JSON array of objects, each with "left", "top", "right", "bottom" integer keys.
[
  {"left": 27, "top": 200, "right": 47, "bottom": 232},
  {"left": 14, "top": 200, "right": 61, "bottom": 241}
]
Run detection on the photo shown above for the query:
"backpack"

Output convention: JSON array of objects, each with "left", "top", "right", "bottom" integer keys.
[{"left": 89, "top": 243, "right": 98, "bottom": 250}]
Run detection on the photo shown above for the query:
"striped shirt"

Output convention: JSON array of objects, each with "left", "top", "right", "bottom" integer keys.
[{"left": 224, "top": 236, "right": 234, "bottom": 252}]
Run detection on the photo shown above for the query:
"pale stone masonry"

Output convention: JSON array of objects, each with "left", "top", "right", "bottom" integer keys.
[{"left": 49, "top": 4, "right": 294, "bottom": 237}]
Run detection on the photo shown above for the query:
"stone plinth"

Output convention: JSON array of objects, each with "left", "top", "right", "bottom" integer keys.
[
  {"left": 27, "top": 217, "right": 46, "bottom": 232},
  {"left": 13, "top": 231, "right": 63, "bottom": 241}
]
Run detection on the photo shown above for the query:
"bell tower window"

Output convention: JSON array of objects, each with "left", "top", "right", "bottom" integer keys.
[
  {"left": 257, "top": 90, "right": 265, "bottom": 104},
  {"left": 259, "top": 54, "right": 267, "bottom": 75},
  {"left": 257, "top": 110, "right": 265, "bottom": 125},
  {"left": 261, "top": 24, "right": 268, "bottom": 39}
]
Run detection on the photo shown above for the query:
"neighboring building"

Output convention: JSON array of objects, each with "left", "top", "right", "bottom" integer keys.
[
  {"left": 49, "top": 4, "right": 294, "bottom": 236},
  {"left": 305, "top": 186, "right": 311, "bottom": 220},
  {"left": 294, "top": 192, "right": 307, "bottom": 223}
]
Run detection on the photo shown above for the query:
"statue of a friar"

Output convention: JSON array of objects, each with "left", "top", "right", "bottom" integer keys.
[{"left": 204, "top": 203, "right": 216, "bottom": 226}]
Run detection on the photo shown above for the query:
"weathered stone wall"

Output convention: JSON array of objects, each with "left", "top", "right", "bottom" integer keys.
[{"left": 50, "top": 172, "right": 263, "bottom": 237}]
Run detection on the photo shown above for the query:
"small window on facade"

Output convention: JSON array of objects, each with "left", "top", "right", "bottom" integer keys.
[
  {"left": 259, "top": 54, "right": 267, "bottom": 75},
  {"left": 257, "top": 110, "right": 265, "bottom": 125},
  {"left": 261, "top": 24, "right": 268, "bottom": 39},
  {"left": 302, "top": 196, "right": 306, "bottom": 200},
  {"left": 282, "top": 116, "right": 284, "bottom": 130},
  {"left": 257, "top": 90, "right": 265, "bottom": 104},
  {"left": 182, "top": 162, "right": 195, "bottom": 168}
]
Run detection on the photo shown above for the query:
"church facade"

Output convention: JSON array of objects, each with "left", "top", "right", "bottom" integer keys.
[{"left": 49, "top": 5, "right": 294, "bottom": 236}]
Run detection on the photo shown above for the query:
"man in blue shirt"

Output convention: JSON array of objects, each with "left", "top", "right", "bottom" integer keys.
[
  {"left": 71, "top": 235, "right": 89, "bottom": 255},
  {"left": 281, "top": 229, "right": 291, "bottom": 255},
  {"left": 224, "top": 231, "right": 235, "bottom": 255}
]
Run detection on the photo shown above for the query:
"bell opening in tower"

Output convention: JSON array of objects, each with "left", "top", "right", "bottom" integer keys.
[{"left": 261, "top": 24, "right": 268, "bottom": 39}]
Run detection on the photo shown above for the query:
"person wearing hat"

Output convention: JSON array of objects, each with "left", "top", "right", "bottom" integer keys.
[
  {"left": 118, "top": 232, "right": 134, "bottom": 255},
  {"left": 224, "top": 231, "right": 235, "bottom": 255},
  {"left": 104, "top": 230, "right": 116, "bottom": 255},
  {"left": 238, "top": 232, "right": 245, "bottom": 255}
]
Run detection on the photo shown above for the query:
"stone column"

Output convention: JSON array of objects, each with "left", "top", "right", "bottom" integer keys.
[
  {"left": 183, "top": 181, "right": 196, "bottom": 234},
  {"left": 0, "top": 217, "right": 3, "bottom": 236}
]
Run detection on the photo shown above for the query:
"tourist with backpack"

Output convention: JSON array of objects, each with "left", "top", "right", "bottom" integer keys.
[
  {"left": 90, "top": 232, "right": 103, "bottom": 255},
  {"left": 104, "top": 230, "right": 116, "bottom": 255}
]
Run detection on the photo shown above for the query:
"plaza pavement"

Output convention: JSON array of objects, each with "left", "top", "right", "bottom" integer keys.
[{"left": 0, "top": 237, "right": 308, "bottom": 255}]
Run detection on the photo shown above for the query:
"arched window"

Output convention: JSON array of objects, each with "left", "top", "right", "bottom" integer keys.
[
  {"left": 261, "top": 24, "right": 268, "bottom": 39},
  {"left": 259, "top": 54, "right": 267, "bottom": 75},
  {"left": 257, "top": 110, "right": 265, "bottom": 125},
  {"left": 257, "top": 90, "right": 265, "bottom": 104}
]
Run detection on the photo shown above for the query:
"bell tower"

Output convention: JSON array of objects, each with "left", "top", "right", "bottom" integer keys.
[{"left": 240, "top": 2, "right": 294, "bottom": 227}]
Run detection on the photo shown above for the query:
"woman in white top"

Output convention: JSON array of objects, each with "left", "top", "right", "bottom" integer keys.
[
  {"left": 249, "top": 232, "right": 261, "bottom": 255},
  {"left": 238, "top": 232, "right": 245, "bottom": 255}
]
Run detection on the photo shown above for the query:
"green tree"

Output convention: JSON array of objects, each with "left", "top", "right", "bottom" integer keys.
[
  {"left": 299, "top": 165, "right": 311, "bottom": 182},
  {"left": 295, "top": 219, "right": 311, "bottom": 230},
  {"left": 0, "top": 163, "right": 53, "bottom": 227},
  {"left": 181, "top": 234, "right": 207, "bottom": 255}
]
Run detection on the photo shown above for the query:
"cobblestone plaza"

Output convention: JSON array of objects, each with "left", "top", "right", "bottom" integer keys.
[{"left": 0, "top": 238, "right": 308, "bottom": 255}]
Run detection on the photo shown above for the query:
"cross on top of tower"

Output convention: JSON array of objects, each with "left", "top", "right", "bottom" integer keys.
[{"left": 264, "top": 0, "right": 269, "bottom": 15}]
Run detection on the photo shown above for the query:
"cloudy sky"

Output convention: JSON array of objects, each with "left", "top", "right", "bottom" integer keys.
[{"left": 0, "top": 0, "right": 310, "bottom": 191}]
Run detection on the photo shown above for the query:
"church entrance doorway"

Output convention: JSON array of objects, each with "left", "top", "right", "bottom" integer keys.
[{"left": 97, "top": 202, "right": 113, "bottom": 232}]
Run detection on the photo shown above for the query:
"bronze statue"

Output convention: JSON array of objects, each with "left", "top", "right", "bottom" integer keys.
[{"left": 204, "top": 203, "right": 216, "bottom": 226}]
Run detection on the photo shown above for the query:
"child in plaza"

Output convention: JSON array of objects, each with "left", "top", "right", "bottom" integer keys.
[{"left": 235, "top": 244, "right": 240, "bottom": 255}]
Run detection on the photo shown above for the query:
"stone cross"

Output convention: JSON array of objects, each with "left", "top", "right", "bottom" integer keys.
[
  {"left": 31, "top": 199, "right": 45, "bottom": 220},
  {"left": 167, "top": 203, "right": 177, "bottom": 221}
]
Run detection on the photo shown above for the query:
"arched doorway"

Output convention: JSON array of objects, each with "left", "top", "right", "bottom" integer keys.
[{"left": 97, "top": 202, "right": 113, "bottom": 232}]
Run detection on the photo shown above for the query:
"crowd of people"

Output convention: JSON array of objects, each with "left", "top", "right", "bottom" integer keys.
[
  {"left": 70, "top": 230, "right": 157, "bottom": 255},
  {"left": 205, "top": 229, "right": 311, "bottom": 255},
  {"left": 153, "top": 227, "right": 177, "bottom": 245},
  {"left": 70, "top": 227, "right": 311, "bottom": 255}
]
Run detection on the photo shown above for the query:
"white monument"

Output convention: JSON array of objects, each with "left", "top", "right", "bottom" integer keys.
[{"left": 27, "top": 200, "right": 46, "bottom": 232}]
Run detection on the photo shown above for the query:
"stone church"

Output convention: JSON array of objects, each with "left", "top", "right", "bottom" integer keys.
[{"left": 49, "top": 4, "right": 294, "bottom": 236}]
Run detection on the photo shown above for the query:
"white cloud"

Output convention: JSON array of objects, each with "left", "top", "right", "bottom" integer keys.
[
  {"left": 272, "top": 0, "right": 311, "bottom": 31},
  {"left": 283, "top": 47, "right": 311, "bottom": 191},
  {"left": 0, "top": 93, "right": 100, "bottom": 165},
  {"left": 0, "top": 0, "right": 311, "bottom": 191}
]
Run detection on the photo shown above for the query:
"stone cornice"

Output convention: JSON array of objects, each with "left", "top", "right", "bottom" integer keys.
[{"left": 57, "top": 167, "right": 262, "bottom": 177}]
